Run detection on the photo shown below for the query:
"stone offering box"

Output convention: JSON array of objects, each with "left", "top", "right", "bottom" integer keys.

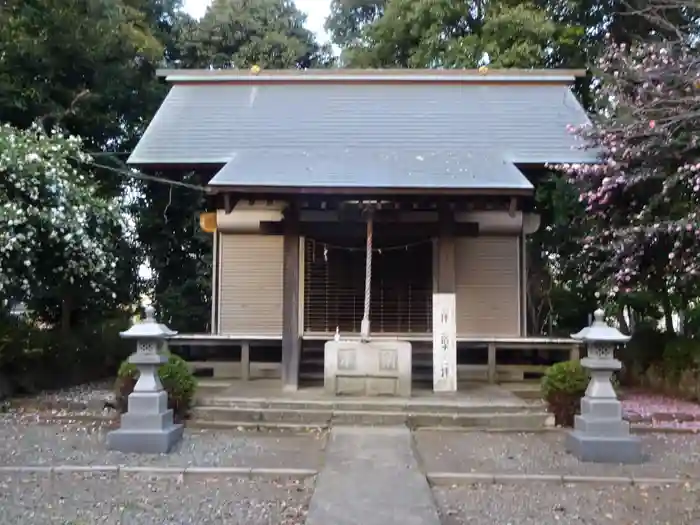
[{"left": 324, "top": 340, "right": 412, "bottom": 397}]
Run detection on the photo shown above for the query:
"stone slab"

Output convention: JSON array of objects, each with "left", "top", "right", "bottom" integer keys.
[
  {"left": 306, "top": 426, "right": 440, "bottom": 525},
  {"left": 106, "top": 424, "right": 184, "bottom": 454},
  {"left": 566, "top": 430, "right": 645, "bottom": 464},
  {"left": 324, "top": 340, "right": 412, "bottom": 397}
]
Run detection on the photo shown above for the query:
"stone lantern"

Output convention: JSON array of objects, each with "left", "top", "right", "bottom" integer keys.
[
  {"left": 565, "top": 308, "right": 644, "bottom": 464},
  {"left": 106, "top": 306, "right": 184, "bottom": 454}
]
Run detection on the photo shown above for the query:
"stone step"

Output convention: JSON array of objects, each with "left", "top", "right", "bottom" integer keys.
[
  {"left": 501, "top": 381, "right": 543, "bottom": 400},
  {"left": 196, "top": 395, "right": 543, "bottom": 413},
  {"left": 190, "top": 406, "right": 548, "bottom": 430},
  {"left": 195, "top": 395, "right": 545, "bottom": 414}
]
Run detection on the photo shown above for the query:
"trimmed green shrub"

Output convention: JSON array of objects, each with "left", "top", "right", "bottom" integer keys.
[
  {"left": 115, "top": 353, "right": 196, "bottom": 421},
  {"left": 541, "top": 360, "right": 589, "bottom": 427}
]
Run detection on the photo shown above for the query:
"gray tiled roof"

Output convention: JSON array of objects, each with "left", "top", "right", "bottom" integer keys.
[
  {"left": 208, "top": 149, "right": 533, "bottom": 190},
  {"left": 128, "top": 78, "right": 595, "bottom": 190}
]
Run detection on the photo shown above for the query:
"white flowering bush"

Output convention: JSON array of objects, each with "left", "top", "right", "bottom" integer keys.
[{"left": 0, "top": 123, "right": 123, "bottom": 302}]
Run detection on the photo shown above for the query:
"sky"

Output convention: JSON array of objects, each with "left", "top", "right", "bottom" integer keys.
[{"left": 182, "top": 0, "right": 332, "bottom": 43}]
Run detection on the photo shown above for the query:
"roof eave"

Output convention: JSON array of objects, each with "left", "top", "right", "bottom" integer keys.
[
  {"left": 205, "top": 185, "right": 534, "bottom": 196},
  {"left": 155, "top": 68, "right": 587, "bottom": 84}
]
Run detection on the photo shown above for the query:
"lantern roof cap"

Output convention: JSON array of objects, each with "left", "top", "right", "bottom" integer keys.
[
  {"left": 120, "top": 306, "right": 177, "bottom": 339},
  {"left": 571, "top": 308, "right": 631, "bottom": 343}
]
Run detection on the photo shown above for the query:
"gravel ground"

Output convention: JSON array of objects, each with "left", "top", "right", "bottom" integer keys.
[
  {"left": 414, "top": 430, "right": 700, "bottom": 479},
  {"left": 6, "top": 380, "right": 115, "bottom": 411},
  {"left": 0, "top": 419, "right": 326, "bottom": 469},
  {"left": 434, "top": 482, "right": 700, "bottom": 525},
  {"left": 0, "top": 472, "right": 313, "bottom": 524}
]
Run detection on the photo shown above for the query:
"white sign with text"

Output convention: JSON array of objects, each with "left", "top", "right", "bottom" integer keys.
[{"left": 432, "top": 293, "right": 457, "bottom": 392}]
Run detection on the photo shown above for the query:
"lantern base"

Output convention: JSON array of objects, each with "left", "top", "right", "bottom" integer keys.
[
  {"left": 566, "top": 431, "right": 644, "bottom": 464},
  {"left": 107, "top": 422, "right": 184, "bottom": 454}
]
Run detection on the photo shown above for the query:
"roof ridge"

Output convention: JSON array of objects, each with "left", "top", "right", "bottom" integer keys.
[{"left": 156, "top": 68, "right": 585, "bottom": 84}]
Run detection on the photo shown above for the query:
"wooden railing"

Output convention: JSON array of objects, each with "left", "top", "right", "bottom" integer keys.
[
  {"left": 169, "top": 334, "right": 282, "bottom": 381},
  {"left": 460, "top": 337, "right": 580, "bottom": 384},
  {"left": 168, "top": 333, "right": 581, "bottom": 384},
  {"left": 305, "top": 333, "right": 580, "bottom": 384}
]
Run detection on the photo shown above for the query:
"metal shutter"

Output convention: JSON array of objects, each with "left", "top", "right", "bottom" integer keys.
[
  {"left": 455, "top": 236, "right": 520, "bottom": 337},
  {"left": 218, "top": 234, "right": 283, "bottom": 336}
]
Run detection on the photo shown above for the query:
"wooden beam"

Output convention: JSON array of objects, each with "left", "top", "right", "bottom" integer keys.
[
  {"left": 281, "top": 205, "right": 301, "bottom": 391},
  {"left": 508, "top": 197, "right": 517, "bottom": 217},
  {"left": 223, "top": 194, "right": 240, "bottom": 214},
  {"left": 300, "top": 209, "right": 437, "bottom": 222},
  {"left": 260, "top": 221, "right": 478, "bottom": 238}
]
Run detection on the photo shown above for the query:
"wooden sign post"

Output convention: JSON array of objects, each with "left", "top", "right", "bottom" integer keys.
[{"left": 432, "top": 293, "right": 457, "bottom": 392}]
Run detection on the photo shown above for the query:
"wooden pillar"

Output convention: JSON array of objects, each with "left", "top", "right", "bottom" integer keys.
[
  {"left": 569, "top": 343, "right": 581, "bottom": 362},
  {"left": 487, "top": 343, "right": 497, "bottom": 384},
  {"left": 211, "top": 231, "right": 219, "bottom": 335},
  {"left": 520, "top": 233, "right": 528, "bottom": 336},
  {"left": 240, "top": 341, "right": 250, "bottom": 381},
  {"left": 282, "top": 205, "right": 301, "bottom": 391},
  {"left": 437, "top": 207, "right": 456, "bottom": 293}
]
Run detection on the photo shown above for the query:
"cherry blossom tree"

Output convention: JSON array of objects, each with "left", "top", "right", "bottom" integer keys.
[
  {"left": 552, "top": 35, "right": 700, "bottom": 327},
  {"left": 0, "top": 123, "right": 126, "bottom": 312}
]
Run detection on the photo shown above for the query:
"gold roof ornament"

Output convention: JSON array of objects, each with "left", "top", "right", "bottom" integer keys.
[{"left": 199, "top": 212, "right": 217, "bottom": 233}]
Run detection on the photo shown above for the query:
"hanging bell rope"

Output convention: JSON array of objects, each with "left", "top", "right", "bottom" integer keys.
[
  {"left": 360, "top": 213, "right": 373, "bottom": 341},
  {"left": 360, "top": 205, "right": 374, "bottom": 341}
]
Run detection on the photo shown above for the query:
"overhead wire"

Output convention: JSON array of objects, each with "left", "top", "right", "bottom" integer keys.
[{"left": 77, "top": 155, "right": 210, "bottom": 192}]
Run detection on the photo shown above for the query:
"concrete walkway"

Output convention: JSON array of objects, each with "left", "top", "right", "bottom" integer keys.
[{"left": 306, "top": 426, "right": 441, "bottom": 525}]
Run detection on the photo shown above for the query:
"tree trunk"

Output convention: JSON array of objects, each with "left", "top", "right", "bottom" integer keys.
[
  {"left": 660, "top": 288, "right": 675, "bottom": 335},
  {"left": 616, "top": 305, "right": 629, "bottom": 334},
  {"left": 61, "top": 295, "right": 72, "bottom": 336}
]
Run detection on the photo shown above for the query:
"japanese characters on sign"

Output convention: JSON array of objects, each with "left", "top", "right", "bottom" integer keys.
[{"left": 432, "top": 293, "right": 457, "bottom": 392}]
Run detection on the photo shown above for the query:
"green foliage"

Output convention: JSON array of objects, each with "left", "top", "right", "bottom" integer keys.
[
  {"left": 541, "top": 360, "right": 589, "bottom": 427},
  {"left": 618, "top": 323, "right": 670, "bottom": 378},
  {"left": 136, "top": 173, "right": 213, "bottom": 331},
  {"left": 526, "top": 171, "right": 598, "bottom": 335},
  {"left": 662, "top": 337, "right": 700, "bottom": 382},
  {"left": 451, "top": 2, "right": 558, "bottom": 68},
  {"left": 0, "top": 312, "right": 132, "bottom": 398},
  {"left": 683, "top": 304, "right": 700, "bottom": 338},
  {"left": 0, "top": 0, "right": 164, "bottom": 151},
  {"left": 541, "top": 360, "right": 589, "bottom": 399},
  {"left": 337, "top": 0, "right": 582, "bottom": 69},
  {"left": 192, "top": 0, "right": 334, "bottom": 69},
  {"left": 626, "top": 335, "right": 700, "bottom": 401},
  {"left": 326, "top": 0, "right": 386, "bottom": 49},
  {"left": 115, "top": 353, "right": 196, "bottom": 420}
]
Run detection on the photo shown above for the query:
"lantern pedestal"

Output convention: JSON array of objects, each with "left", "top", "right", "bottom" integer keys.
[
  {"left": 107, "top": 353, "right": 184, "bottom": 454},
  {"left": 565, "top": 358, "right": 643, "bottom": 463},
  {"left": 106, "top": 306, "right": 184, "bottom": 454},
  {"left": 565, "top": 308, "right": 644, "bottom": 464}
]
